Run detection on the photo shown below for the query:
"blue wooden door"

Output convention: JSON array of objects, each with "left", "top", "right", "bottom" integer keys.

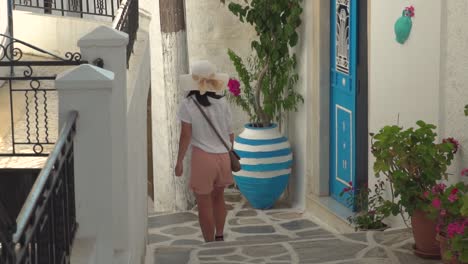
[{"left": 330, "top": 0, "right": 357, "bottom": 206}]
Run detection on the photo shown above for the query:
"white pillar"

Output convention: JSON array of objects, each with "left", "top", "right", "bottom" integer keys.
[
  {"left": 56, "top": 64, "right": 115, "bottom": 264},
  {"left": 77, "top": 26, "right": 130, "bottom": 252}
]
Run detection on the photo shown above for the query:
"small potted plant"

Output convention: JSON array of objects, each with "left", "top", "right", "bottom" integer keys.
[
  {"left": 371, "top": 121, "right": 456, "bottom": 258},
  {"left": 222, "top": 0, "right": 304, "bottom": 209},
  {"left": 427, "top": 179, "right": 468, "bottom": 263},
  {"left": 340, "top": 180, "right": 391, "bottom": 231}
]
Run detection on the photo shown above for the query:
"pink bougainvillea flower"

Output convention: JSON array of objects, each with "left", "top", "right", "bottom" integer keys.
[
  {"left": 461, "top": 168, "right": 468, "bottom": 177},
  {"left": 432, "top": 198, "right": 441, "bottom": 209},
  {"left": 443, "top": 137, "right": 460, "bottom": 154},
  {"left": 227, "top": 78, "right": 241, "bottom": 97},
  {"left": 440, "top": 209, "right": 447, "bottom": 217},
  {"left": 342, "top": 187, "right": 351, "bottom": 193}
]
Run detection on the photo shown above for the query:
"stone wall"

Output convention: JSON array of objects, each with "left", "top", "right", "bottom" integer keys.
[{"left": 439, "top": 0, "right": 468, "bottom": 183}]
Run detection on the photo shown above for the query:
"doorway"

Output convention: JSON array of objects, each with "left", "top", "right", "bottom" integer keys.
[{"left": 329, "top": 0, "right": 368, "bottom": 207}]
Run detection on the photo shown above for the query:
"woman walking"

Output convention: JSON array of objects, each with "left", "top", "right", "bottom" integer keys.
[{"left": 175, "top": 60, "right": 234, "bottom": 242}]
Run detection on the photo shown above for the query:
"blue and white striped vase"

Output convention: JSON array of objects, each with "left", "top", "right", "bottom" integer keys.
[{"left": 233, "top": 124, "right": 292, "bottom": 209}]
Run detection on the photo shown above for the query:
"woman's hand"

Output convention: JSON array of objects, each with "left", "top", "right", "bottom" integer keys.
[{"left": 175, "top": 162, "right": 183, "bottom": 177}]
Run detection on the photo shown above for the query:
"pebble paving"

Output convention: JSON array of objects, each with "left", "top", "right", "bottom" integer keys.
[{"left": 147, "top": 190, "right": 441, "bottom": 264}]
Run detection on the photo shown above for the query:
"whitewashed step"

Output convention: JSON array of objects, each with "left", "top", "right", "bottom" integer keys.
[{"left": 70, "top": 237, "right": 96, "bottom": 264}]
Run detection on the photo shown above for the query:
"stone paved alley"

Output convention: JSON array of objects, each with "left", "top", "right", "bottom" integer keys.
[{"left": 145, "top": 190, "right": 441, "bottom": 264}]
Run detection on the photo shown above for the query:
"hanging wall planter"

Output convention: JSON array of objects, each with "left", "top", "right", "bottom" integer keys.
[
  {"left": 233, "top": 124, "right": 292, "bottom": 209},
  {"left": 395, "top": 6, "right": 415, "bottom": 44}
]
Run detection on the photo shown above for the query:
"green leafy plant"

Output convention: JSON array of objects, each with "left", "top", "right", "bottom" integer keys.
[
  {"left": 340, "top": 180, "right": 391, "bottom": 231},
  {"left": 223, "top": 0, "right": 304, "bottom": 127},
  {"left": 370, "top": 121, "right": 456, "bottom": 221}
]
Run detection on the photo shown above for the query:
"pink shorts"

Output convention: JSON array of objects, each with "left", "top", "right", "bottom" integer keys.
[{"left": 190, "top": 147, "right": 233, "bottom": 195}]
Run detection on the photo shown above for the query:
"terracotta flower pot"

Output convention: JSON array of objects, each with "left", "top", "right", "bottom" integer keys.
[
  {"left": 437, "top": 233, "right": 468, "bottom": 264},
  {"left": 411, "top": 210, "right": 441, "bottom": 259}
]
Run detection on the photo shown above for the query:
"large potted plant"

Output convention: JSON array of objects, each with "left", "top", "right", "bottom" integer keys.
[
  {"left": 371, "top": 121, "right": 456, "bottom": 259},
  {"left": 223, "top": 0, "right": 303, "bottom": 209}
]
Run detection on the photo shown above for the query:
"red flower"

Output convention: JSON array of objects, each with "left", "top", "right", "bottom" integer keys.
[
  {"left": 447, "top": 221, "right": 466, "bottom": 238},
  {"left": 432, "top": 183, "right": 447, "bottom": 194},
  {"left": 228, "top": 78, "right": 241, "bottom": 97},
  {"left": 348, "top": 181, "right": 353, "bottom": 186},
  {"left": 461, "top": 168, "right": 468, "bottom": 177},
  {"left": 449, "top": 194, "right": 459, "bottom": 203},
  {"left": 405, "top": 6, "right": 415, "bottom": 17},
  {"left": 432, "top": 198, "right": 441, "bottom": 209},
  {"left": 451, "top": 188, "right": 459, "bottom": 195},
  {"left": 443, "top": 137, "right": 460, "bottom": 154}
]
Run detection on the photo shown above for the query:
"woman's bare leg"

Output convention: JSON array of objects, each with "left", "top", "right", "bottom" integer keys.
[
  {"left": 212, "top": 187, "right": 227, "bottom": 238},
  {"left": 195, "top": 193, "right": 215, "bottom": 242}
]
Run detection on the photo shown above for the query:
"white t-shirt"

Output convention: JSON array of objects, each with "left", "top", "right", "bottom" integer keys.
[{"left": 177, "top": 96, "right": 233, "bottom": 154}]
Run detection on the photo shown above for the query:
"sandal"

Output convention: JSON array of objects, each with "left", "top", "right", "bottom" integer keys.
[{"left": 215, "top": 235, "right": 224, "bottom": 241}]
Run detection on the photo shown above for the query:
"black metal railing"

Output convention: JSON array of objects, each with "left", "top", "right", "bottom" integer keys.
[
  {"left": 0, "top": 111, "right": 78, "bottom": 264},
  {"left": 114, "top": 0, "right": 139, "bottom": 66},
  {"left": 0, "top": 34, "right": 91, "bottom": 157},
  {"left": 14, "top": 0, "right": 121, "bottom": 19}
]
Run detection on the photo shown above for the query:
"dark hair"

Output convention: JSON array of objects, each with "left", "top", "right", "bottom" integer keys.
[{"left": 187, "top": 91, "right": 223, "bottom": 107}]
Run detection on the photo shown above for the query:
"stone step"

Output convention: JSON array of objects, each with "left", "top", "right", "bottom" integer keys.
[{"left": 70, "top": 237, "right": 96, "bottom": 264}]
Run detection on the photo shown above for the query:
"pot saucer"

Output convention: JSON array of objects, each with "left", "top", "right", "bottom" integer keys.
[{"left": 412, "top": 244, "right": 441, "bottom": 260}]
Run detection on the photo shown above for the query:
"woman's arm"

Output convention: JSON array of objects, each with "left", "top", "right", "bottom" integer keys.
[{"left": 175, "top": 121, "right": 192, "bottom": 177}]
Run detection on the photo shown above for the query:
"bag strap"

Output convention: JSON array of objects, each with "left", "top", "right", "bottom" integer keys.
[{"left": 191, "top": 97, "right": 231, "bottom": 152}]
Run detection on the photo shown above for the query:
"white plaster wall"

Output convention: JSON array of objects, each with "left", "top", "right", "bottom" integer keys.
[
  {"left": 368, "top": 0, "right": 442, "bottom": 227},
  {"left": 126, "top": 31, "right": 150, "bottom": 264},
  {"left": 0, "top": 0, "right": 7, "bottom": 37},
  {"left": 439, "top": 0, "right": 468, "bottom": 184},
  {"left": 287, "top": 0, "right": 314, "bottom": 210},
  {"left": 185, "top": 0, "right": 256, "bottom": 135},
  {"left": 13, "top": 10, "right": 110, "bottom": 56}
]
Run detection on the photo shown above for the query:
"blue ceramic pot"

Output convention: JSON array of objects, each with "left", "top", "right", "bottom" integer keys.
[{"left": 233, "top": 124, "right": 292, "bottom": 209}]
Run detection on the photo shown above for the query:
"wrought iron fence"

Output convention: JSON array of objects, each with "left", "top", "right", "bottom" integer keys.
[
  {"left": 13, "top": 0, "right": 121, "bottom": 19},
  {"left": 0, "top": 111, "right": 78, "bottom": 264},
  {"left": 0, "top": 34, "right": 90, "bottom": 156},
  {"left": 114, "top": 0, "right": 139, "bottom": 66}
]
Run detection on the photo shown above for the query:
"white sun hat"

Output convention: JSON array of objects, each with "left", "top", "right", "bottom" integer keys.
[{"left": 179, "top": 60, "right": 229, "bottom": 95}]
